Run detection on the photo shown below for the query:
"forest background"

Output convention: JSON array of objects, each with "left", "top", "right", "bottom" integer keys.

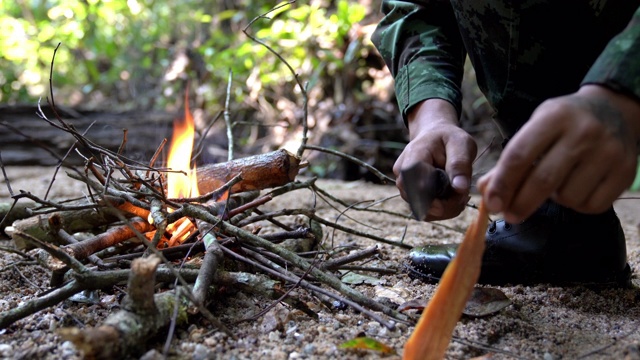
[
  {"left": 0, "top": 0, "right": 501, "bottom": 183},
  {"left": 3, "top": 0, "right": 636, "bottom": 187}
]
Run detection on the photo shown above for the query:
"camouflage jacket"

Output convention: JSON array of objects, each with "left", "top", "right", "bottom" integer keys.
[{"left": 372, "top": 1, "right": 640, "bottom": 136}]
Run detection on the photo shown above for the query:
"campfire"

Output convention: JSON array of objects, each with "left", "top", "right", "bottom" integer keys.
[{"left": 0, "top": 79, "right": 421, "bottom": 358}]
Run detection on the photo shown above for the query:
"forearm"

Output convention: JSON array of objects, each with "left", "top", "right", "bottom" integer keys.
[
  {"left": 582, "top": 6, "right": 640, "bottom": 104},
  {"left": 372, "top": 1, "right": 466, "bottom": 121}
]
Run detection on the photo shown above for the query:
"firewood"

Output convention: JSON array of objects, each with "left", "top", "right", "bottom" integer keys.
[
  {"left": 0, "top": 202, "right": 36, "bottom": 228},
  {"left": 59, "top": 255, "right": 187, "bottom": 360},
  {"left": 40, "top": 218, "right": 154, "bottom": 271},
  {"left": 9, "top": 206, "right": 145, "bottom": 251},
  {"left": 403, "top": 201, "right": 489, "bottom": 360},
  {"left": 196, "top": 149, "right": 305, "bottom": 194}
]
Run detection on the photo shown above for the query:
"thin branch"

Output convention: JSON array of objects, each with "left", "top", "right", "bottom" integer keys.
[
  {"left": 242, "top": 0, "right": 309, "bottom": 158},
  {"left": 224, "top": 69, "right": 234, "bottom": 161},
  {"left": 303, "top": 144, "right": 395, "bottom": 184}
]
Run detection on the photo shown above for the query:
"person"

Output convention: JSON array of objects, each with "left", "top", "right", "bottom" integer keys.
[{"left": 371, "top": 1, "right": 640, "bottom": 286}]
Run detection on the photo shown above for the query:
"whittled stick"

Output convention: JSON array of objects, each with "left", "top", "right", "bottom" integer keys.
[{"left": 403, "top": 202, "right": 488, "bottom": 360}]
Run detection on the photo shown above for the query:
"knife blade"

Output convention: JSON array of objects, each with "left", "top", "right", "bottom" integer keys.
[{"left": 400, "top": 162, "right": 453, "bottom": 221}]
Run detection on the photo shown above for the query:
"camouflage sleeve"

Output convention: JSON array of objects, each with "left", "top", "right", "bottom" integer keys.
[
  {"left": 371, "top": 1, "right": 466, "bottom": 122},
  {"left": 582, "top": 6, "right": 640, "bottom": 102}
]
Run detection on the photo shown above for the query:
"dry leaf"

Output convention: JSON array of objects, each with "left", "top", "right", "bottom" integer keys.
[{"left": 463, "top": 287, "right": 511, "bottom": 318}]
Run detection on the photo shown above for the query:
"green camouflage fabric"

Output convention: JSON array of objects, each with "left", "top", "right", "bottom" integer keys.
[{"left": 372, "top": 1, "right": 640, "bottom": 137}]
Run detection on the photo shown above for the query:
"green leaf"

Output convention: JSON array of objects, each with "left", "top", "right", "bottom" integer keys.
[{"left": 339, "top": 337, "right": 396, "bottom": 355}]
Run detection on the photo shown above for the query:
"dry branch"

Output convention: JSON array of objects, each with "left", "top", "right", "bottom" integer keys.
[
  {"left": 8, "top": 200, "right": 149, "bottom": 251},
  {"left": 60, "top": 218, "right": 153, "bottom": 263},
  {"left": 218, "top": 220, "right": 409, "bottom": 326},
  {"left": 60, "top": 255, "right": 186, "bottom": 360},
  {"left": 196, "top": 149, "right": 305, "bottom": 194}
]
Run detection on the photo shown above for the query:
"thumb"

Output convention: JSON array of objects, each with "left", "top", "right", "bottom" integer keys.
[{"left": 444, "top": 137, "right": 477, "bottom": 193}]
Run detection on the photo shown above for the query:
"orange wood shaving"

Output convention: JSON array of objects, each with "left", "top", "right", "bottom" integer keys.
[{"left": 403, "top": 201, "right": 489, "bottom": 360}]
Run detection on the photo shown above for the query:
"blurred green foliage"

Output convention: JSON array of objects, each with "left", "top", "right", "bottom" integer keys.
[{"left": 0, "top": 0, "right": 367, "bottom": 111}]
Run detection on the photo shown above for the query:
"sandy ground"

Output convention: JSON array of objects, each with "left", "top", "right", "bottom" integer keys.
[{"left": 1, "top": 166, "right": 640, "bottom": 359}]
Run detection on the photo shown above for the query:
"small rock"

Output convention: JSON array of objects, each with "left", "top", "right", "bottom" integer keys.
[
  {"left": 270, "top": 350, "right": 287, "bottom": 359},
  {"left": 204, "top": 336, "right": 217, "bottom": 347},
  {"left": 192, "top": 344, "right": 210, "bottom": 360},
  {"left": 365, "top": 321, "right": 381, "bottom": 336},
  {"left": 268, "top": 331, "right": 281, "bottom": 341},
  {"left": 0, "top": 344, "right": 12, "bottom": 358},
  {"left": 140, "top": 349, "right": 164, "bottom": 360},
  {"left": 59, "top": 341, "right": 77, "bottom": 358},
  {"left": 303, "top": 344, "right": 316, "bottom": 355}
]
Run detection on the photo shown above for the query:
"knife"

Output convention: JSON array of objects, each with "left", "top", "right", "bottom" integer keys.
[{"left": 400, "top": 162, "right": 453, "bottom": 221}]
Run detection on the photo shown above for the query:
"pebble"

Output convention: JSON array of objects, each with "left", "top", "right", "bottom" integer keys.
[
  {"left": 268, "top": 330, "right": 281, "bottom": 341},
  {"left": 59, "top": 341, "right": 77, "bottom": 358},
  {"left": 0, "top": 344, "right": 12, "bottom": 358},
  {"left": 303, "top": 344, "right": 316, "bottom": 355},
  {"left": 270, "top": 350, "right": 287, "bottom": 359},
  {"left": 365, "top": 321, "right": 381, "bottom": 336},
  {"left": 192, "top": 344, "right": 210, "bottom": 360},
  {"left": 140, "top": 349, "right": 164, "bottom": 360}
]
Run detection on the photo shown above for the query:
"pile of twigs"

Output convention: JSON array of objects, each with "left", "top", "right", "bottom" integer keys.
[
  {"left": 0, "top": 93, "right": 420, "bottom": 358},
  {"left": 0, "top": 4, "right": 423, "bottom": 356}
]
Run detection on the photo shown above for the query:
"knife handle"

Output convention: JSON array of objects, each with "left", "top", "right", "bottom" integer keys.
[{"left": 433, "top": 168, "right": 453, "bottom": 199}]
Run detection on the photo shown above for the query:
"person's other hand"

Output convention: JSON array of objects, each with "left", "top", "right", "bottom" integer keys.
[
  {"left": 395, "top": 99, "right": 478, "bottom": 221},
  {"left": 478, "top": 85, "right": 640, "bottom": 222}
]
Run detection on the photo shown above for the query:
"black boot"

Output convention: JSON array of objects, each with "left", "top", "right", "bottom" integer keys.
[{"left": 407, "top": 201, "right": 632, "bottom": 287}]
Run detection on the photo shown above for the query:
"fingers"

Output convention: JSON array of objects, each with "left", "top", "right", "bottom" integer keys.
[
  {"left": 479, "top": 116, "right": 561, "bottom": 219},
  {"left": 424, "top": 195, "right": 471, "bottom": 221},
  {"left": 555, "top": 145, "right": 636, "bottom": 213},
  {"left": 396, "top": 165, "right": 471, "bottom": 221},
  {"left": 479, "top": 93, "right": 638, "bottom": 220}
]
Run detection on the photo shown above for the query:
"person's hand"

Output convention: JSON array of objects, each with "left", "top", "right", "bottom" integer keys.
[
  {"left": 395, "top": 99, "right": 478, "bottom": 221},
  {"left": 478, "top": 85, "right": 640, "bottom": 223}
]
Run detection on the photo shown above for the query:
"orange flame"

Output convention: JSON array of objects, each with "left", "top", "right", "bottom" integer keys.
[
  {"left": 167, "top": 89, "right": 200, "bottom": 200},
  {"left": 163, "top": 88, "right": 199, "bottom": 247}
]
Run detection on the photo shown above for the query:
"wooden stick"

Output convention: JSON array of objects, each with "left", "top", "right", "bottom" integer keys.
[
  {"left": 196, "top": 149, "right": 304, "bottom": 194},
  {"left": 59, "top": 255, "right": 187, "bottom": 359},
  {"left": 9, "top": 203, "right": 148, "bottom": 250},
  {"left": 403, "top": 202, "right": 488, "bottom": 360}
]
